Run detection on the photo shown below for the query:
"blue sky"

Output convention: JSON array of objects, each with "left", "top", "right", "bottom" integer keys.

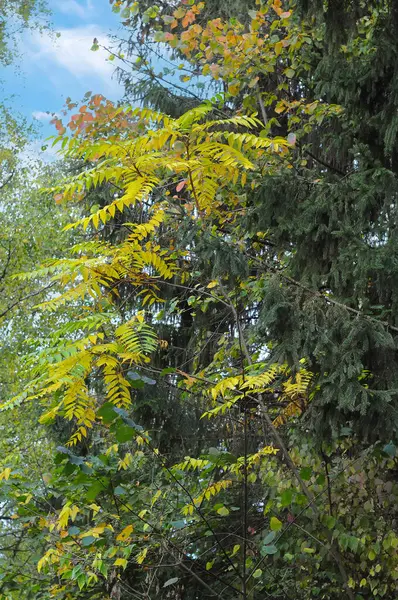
[{"left": 2, "top": 0, "right": 125, "bottom": 156}]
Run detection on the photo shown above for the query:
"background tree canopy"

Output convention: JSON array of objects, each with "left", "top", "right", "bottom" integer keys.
[{"left": 1, "top": 1, "right": 398, "bottom": 599}]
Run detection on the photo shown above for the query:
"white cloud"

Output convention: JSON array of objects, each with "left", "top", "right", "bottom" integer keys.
[
  {"left": 55, "top": 0, "right": 94, "bottom": 19},
  {"left": 25, "top": 25, "right": 120, "bottom": 94},
  {"left": 32, "top": 110, "right": 58, "bottom": 121}
]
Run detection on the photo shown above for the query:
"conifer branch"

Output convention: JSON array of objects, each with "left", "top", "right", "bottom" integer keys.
[{"left": 219, "top": 286, "right": 355, "bottom": 600}]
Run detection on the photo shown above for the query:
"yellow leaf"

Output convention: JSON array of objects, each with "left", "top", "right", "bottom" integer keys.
[
  {"left": 151, "top": 489, "right": 161, "bottom": 507},
  {"left": 114, "top": 558, "right": 127, "bottom": 569},
  {"left": 116, "top": 524, "right": 134, "bottom": 542},
  {"left": 0, "top": 467, "right": 11, "bottom": 481},
  {"left": 57, "top": 504, "right": 71, "bottom": 530},
  {"left": 88, "top": 504, "right": 101, "bottom": 516},
  {"left": 207, "top": 280, "right": 218, "bottom": 289},
  {"left": 105, "top": 444, "right": 119, "bottom": 456},
  {"left": 38, "top": 549, "right": 57, "bottom": 573},
  {"left": 118, "top": 452, "right": 133, "bottom": 470},
  {"left": 136, "top": 547, "right": 148, "bottom": 564},
  {"left": 37, "top": 557, "right": 46, "bottom": 573},
  {"left": 69, "top": 505, "right": 79, "bottom": 522},
  {"left": 81, "top": 525, "right": 106, "bottom": 539},
  {"left": 228, "top": 82, "right": 240, "bottom": 96}
]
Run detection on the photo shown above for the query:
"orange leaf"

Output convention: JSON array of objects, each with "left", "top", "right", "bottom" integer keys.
[
  {"left": 176, "top": 180, "right": 186, "bottom": 192},
  {"left": 92, "top": 94, "right": 103, "bottom": 107},
  {"left": 182, "top": 10, "right": 196, "bottom": 27}
]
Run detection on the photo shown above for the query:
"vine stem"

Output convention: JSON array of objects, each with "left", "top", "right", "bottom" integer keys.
[{"left": 235, "top": 298, "right": 249, "bottom": 600}]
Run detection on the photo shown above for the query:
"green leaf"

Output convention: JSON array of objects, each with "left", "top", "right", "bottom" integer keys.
[
  {"left": 349, "top": 536, "right": 359, "bottom": 553},
  {"left": 68, "top": 526, "right": 80, "bottom": 536},
  {"left": 383, "top": 442, "right": 396, "bottom": 457},
  {"left": 77, "top": 574, "right": 86, "bottom": 590},
  {"left": 208, "top": 447, "right": 220, "bottom": 458},
  {"left": 325, "top": 515, "right": 336, "bottom": 530},
  {"left": 121, "top": 416, "right": 143, "bottom": 431},
  {"left": 300, "top": 467, "right": 312, "bottom": 481},
  {"left": 263, "top": 531, "right": 276, "bottom": 545},
  {"left": 206, "top": 451, "right": 237, "bottom": 465},
  {"left": 161, "top": 367, "right": 176, "bottom": 375},
  {"left": 116, "top": 424, "right": 135, "bottom": 443},
  {"left": 97, "top": 402, "right": 118, "bottom": 424},
  {"left": 142, "top": 375, "right": 156, "bottom": 385},
  {"left": 280, "top": 489, "right": 292, "bottom": 506},
  {"left": 263, "top": 545, "right": 278, "bottom": 555},
  {"left": 129, "top": 379, "right": 145, "bottom": 389},
  {"left": 81, "top": 463, "right": 93, "bottom": 475},
  {"left": 56, "top": 445, "right": 72, "bottom": 456},
  {"left": 63, "top": 462, "right": 77, "bottom": 476},
  {"left": 217, "top": 506, "right": 230, "bottom": 516},
  {"left": 340, "top": 427, "right": 352, "bottom": 436},
  {"left": 69, "top": 454, "right": 84, "bottom": 466},
  {"left": 253, "top": 568, "right": 263, "bottom": 579},
  {"left": 171, "top": 520, "right": 185, "bottom": 530},
  {"left": 86, "top": 480, "right": 105, "bottom": 502},
  {"left": 270, "top": 516, "right": 282, "bottom": 531},
  {"left": 82, "top": 536, "right": 96, "bottom": 547}
]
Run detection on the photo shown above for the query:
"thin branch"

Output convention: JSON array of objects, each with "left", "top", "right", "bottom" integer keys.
[
  {"left": 257, "top": 89, "right": 268, "bottom": 127},
  {"left": 0, "top": 170, "right": 15, "bottom": 191},
  {"left": 144, "top": 440, "right": 244, "bottom": 583},
  {"left": 321, "top": 446, "right": 334, "bottom": 517},
  {"left": 0, "top": 240, "right": 12, "bottom": 282},
  {"left": 0, "top": 282, "right": 56, "bottom": 320},
  {"left": 306, "top": 149, "right": 346, "bottom": 176}
]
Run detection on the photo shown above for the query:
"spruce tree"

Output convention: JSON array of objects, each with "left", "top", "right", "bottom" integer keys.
[{"left": 112, "top": 0, "right": 398, "bottom": 440}]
